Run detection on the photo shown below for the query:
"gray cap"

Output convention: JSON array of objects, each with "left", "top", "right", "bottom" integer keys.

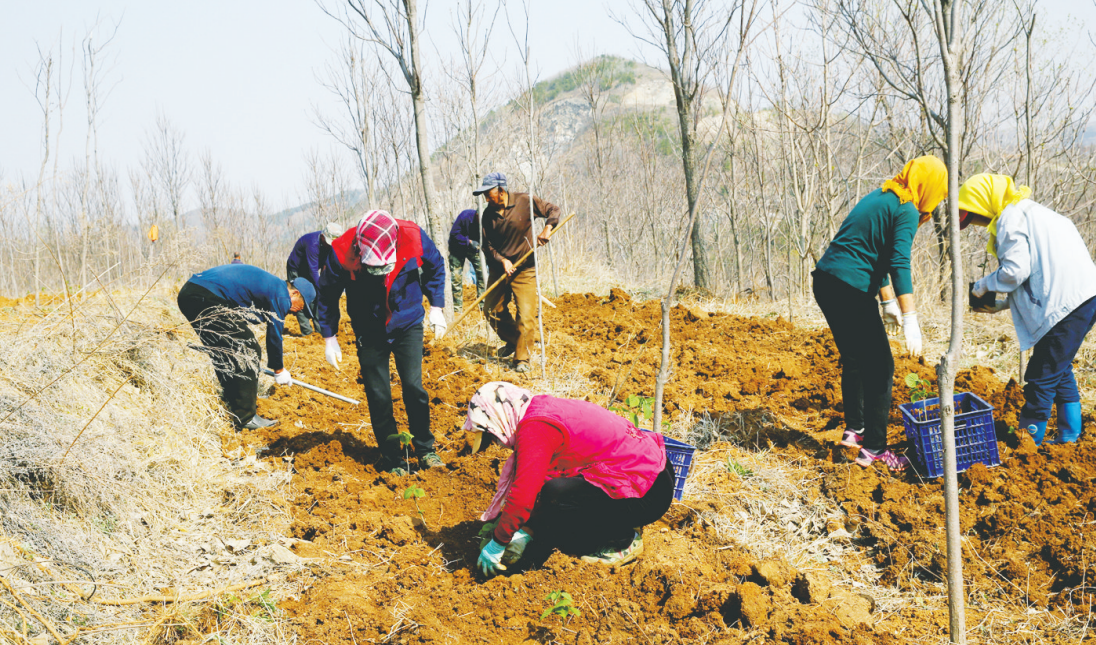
[
  {"left": 472, "top": 172, "right": 507, "bottom": 196},
  {"left": 323, "top": 222, "right": 344, "bottom": 241}
]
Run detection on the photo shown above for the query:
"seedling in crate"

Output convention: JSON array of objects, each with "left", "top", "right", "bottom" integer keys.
[
  {"left": 905, "top": 373, "right": 936, "bottom": 420},
  {"left": 403, "top": 485, "right": 427, "bottom": 526},
  {"left": 541, "top": 590, "right": 581, "bottom": 622},
  {"left": 905, "top": 373, "right": 935, "bottom": 402}
]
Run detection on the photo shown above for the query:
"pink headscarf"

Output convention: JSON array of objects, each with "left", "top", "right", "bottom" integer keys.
[
  {"left": 356, "top": 210, "right": 398, "bottom": 266},
  {"left": 463, "top": 382, "right": 534, "bottom": 521}
]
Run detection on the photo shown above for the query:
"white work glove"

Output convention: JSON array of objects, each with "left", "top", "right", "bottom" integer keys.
[
  {"left": 324, "top": 336, "right": 342, "bottom": 370},
  {"left": 902, "top": 312, "right": 923, "bottom": 356},
  {"left": 428, "top": 306, "right": 447, "bottom": 337},
  {"left": 880, "top": 299, "right": 902, "bottom": 335},
  {"left": 971, "top": 278, "right": 989, "bottom": 298},
  {"left": 274, "top": 369, "right": 293, "bottom": 386}
]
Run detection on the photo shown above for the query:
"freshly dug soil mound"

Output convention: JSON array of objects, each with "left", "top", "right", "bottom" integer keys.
[{"left": 236, "top": 289, "right": 1091, "bottom": 644}]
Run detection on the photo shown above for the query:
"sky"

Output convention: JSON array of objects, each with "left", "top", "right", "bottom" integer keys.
[
  {"left": 1, "top": 0, "right": 1094, "bottom": 211},
  {"left": 0, "top": 0, "right": 642, "bottom": 210}
]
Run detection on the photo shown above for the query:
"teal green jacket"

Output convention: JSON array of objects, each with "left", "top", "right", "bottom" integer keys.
[{"left": 815, "top": 188, "right": 918, "bottom": 296}]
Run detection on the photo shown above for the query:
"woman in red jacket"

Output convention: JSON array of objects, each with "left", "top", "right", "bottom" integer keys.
[{"left": 465, "top": 382, "right": 675, "bottom": 577}]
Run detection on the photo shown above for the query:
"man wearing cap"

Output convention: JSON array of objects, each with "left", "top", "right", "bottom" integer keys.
[
  {"left": 316, "top": 210, "right": 447, "bottom": 475},
  {"left": 177, "top": 264, "right": 316, "bottom": 430},
  {"left": 473, "top": 172, "right": 561, "bottom": 373},
  {"left": 286, "top": 223, "right": 343, "bottom": 335},
  {"left": 447, "top": 208, "right": 486, "bottom": 312}
]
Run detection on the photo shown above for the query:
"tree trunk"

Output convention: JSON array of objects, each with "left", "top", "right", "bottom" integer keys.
[
  {"left": 933, "top": 0, "right": 966, "bottom": 641},
  {"left": 406, "top": 0, "right": 443, "bottom": 252}
]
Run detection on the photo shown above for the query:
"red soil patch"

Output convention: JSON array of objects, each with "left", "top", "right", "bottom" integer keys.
[{"left": 233, "top": 288, "right": 1093, "bottom": 644}]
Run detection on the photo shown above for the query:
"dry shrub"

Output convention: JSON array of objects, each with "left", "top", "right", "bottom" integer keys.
[{"left": 0, "top": 279, "right": 297, "bottom": 644}]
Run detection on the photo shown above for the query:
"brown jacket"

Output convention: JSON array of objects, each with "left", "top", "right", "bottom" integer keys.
[{"left": 481, "top": 192, "right": 561, "bottom": 268}]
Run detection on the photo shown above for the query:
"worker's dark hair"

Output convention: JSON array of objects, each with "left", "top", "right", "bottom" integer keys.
[{"left": 232, "top": 251, "right": 242, "bottom": 258}]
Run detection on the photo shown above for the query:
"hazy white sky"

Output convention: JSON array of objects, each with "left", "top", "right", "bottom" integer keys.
[
  {"left": 1, "top": 0, "right": 1093, "bottom": 211},
  {"left": 0, "top": 0, "right": 641, "bottom": 210}
]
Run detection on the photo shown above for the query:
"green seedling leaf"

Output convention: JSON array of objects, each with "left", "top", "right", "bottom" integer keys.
[
  {"left": 625, "top": 394, "right": 641, "bottom": 407},
  {"left": 541, "top": 591, "right": 581, "bottom": 622},
  {"left": 726, "top": 458, "right": 754, "bottom": 478},
  {"left": 478, "top": 521, "right": 499, "bottom": 549},
  {"left": 403, "top": 485, "right": 426, "bottom": 500},
  {"left": 904, "top": 373, "right": 920, "bottom": 388}
]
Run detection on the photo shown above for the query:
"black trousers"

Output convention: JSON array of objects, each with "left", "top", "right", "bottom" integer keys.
[
  {"left": 356, "top": 324, "right": 434, "bottom": 468},
  {"left": 177, "top": 281, "right": 260, "bottom": 427},
  {"left": 812, "top": 270, "right": 893, "bottom": 452},
  {"left": 525, "top": 460, "right": 675, "bottom": 556}
]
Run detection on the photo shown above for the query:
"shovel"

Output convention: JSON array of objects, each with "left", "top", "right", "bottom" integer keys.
[{"left": 261, "top": 368, "right": 359, "bottom": 405}]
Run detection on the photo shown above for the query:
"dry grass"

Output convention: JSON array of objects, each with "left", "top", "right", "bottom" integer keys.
[{"left": 0, "top": 272, "right": 303, "bottom": 644}]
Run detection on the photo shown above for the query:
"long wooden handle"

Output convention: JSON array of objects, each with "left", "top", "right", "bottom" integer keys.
[{"left": 443, "top": 211, "right": 576, "bottom": 338}]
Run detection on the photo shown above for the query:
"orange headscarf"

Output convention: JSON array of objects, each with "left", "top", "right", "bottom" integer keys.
[{"left": 882, "top": 155, "right": 949, "bottom": 225}]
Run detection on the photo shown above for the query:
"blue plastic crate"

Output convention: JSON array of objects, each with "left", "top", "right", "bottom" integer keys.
[
  {"left": 641, "top": 430, "right": 697, "bottom": 500},
  {"left": 898, "top": 392, "right": 1001, "bottom": 478},
  {"left": 663, "top": 436, "right": 696, "bottom": 500}
]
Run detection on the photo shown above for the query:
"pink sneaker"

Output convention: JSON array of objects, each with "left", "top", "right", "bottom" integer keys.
[
  {"left": 840, "top": 429, "right": 864, "bottom": 448},
  {"left": 855, "top": 448, "right": 910, "bottom": 471}
]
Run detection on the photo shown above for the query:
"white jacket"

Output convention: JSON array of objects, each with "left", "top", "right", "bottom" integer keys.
[{"left": 975, "top": 199, "right": 1096, "bottom": 350}]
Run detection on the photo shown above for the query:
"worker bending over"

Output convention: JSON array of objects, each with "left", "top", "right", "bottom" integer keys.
[
  {"left": 178, "top": 264, "right": 316, "bottom": 430},
  {"left": 961, "top": 174, "right": 1096, "bottom": 445},
  {"left": 317, "top": 210, "right": 447, "bottom": 475},
  {"left": 447, "top": 208, "right": 486, "bottom": 312},
  {"left": 474, "top": 172, "right": 561, "bottom": 373},
  {"left": 813, "top": 156, "right": 948, "bottom": 471},
  {"left": 466, "top": 382, "right": 674, "bottom": 577},
  {"left": 286, "top": 222, "right": 343, "bottom": 335}
]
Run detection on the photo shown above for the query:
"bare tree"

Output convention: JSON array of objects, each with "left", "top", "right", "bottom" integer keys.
[
  {"left": 30, "top": 45, "right": 57, "bottom": 306},
  {"left": 651, "top": 0, "right": 763, "bottom": 431},
  {"left": 78, "top": 19, "right": 120, "bottom": 288},
  {"left": 622, "top": 0, "right": 742, "bottom": 290},
  {"left": 320, "top": 0, "right": 446, "bottom": 253},
  {"left": 316, "top": 35, "right": 381, "bottom": 205},
  {"left": 143, "top": 111, "right": 190, "bottom": 228}
]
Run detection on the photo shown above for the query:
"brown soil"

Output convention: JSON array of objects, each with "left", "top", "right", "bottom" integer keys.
[{"left": 235, "top": 288, "right": 1094, "bottom": 644}]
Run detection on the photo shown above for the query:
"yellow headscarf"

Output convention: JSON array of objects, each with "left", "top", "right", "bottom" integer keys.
[
  {"left": 957, "top": 173, "right": 1032, "bottom": 257},
  {"left": 881, "top": 155, "right": 949, "bottom": 224}
]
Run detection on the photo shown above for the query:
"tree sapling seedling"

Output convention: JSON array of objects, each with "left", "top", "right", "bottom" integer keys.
[
  {"left": 403, "top": 485, "right": 427, "bottom": 526},
  {"left": 388, "top": 430, "right": 414, "bottom": 471},
  {"left": 478, "top": 521, "right": 498, "bottom": 549},
  {"left": 541, "top": 590, "right": 581, "bottom": 622},
  {"left": 905, "top": 373, "right": 939, "bottom": 421},
  {"left": 611, "top": 394, "right": 669, "bottom": 431}
]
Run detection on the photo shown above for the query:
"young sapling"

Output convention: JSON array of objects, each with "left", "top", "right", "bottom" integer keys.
[
  {"left": 540, "top": 590, "right": 581, "bottom": 622},
  {"left": 478, "top": 521, "right": 498, "bottom": 549},
  {"left": 403, "top": 485, "right": 427, "bottom": 526},
  {"left": 388, "top": 430, "right": 414, "bottom": 471},
  {"left": 611, "top": 394, "right": 669, "bottom": 431}
]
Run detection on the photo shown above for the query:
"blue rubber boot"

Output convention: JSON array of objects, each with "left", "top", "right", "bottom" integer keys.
[
  {"left": 1055, "top": 402, "right": 1083, "bottom": 444},
  {"left": 1019, "top": 417, "right": 1047, "bottom": 446}
]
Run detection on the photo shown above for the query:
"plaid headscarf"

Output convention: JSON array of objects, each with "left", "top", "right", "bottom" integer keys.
[
  {"left": 356, "top": 210, "right": 398, "bottom": 267},
  {"left": 463, "top": 381, "right": 534, "bottom": 521}
]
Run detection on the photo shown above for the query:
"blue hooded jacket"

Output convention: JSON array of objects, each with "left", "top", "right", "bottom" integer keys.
[
  {"left": 316, "top": 222, "right": 445, "bottom": 340},
  {"left": 185, "top": 264, "right": 292, "bottom": 370},
  {"left": 448, "top": 209, "right": 481, "bottom": 256},
  {"left": 286, "top": 231, "right": 331, "bottom": 287}
]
